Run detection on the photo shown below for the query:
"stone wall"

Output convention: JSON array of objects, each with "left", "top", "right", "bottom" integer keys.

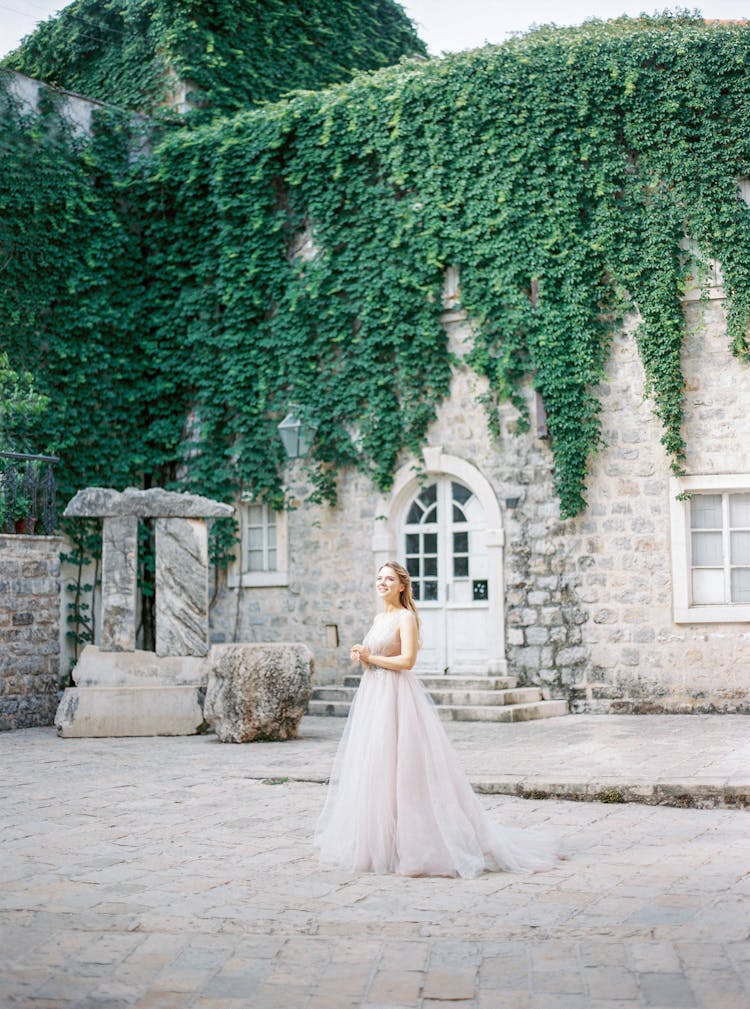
[
  {"left": 0, "top": 535, "right": 63, "bottom": 730},
  {"left": 208, "top": 296, "right": 750, "bottom": 711},
  {"left": 563, "top": 299, "right": 750, "bottom": 712}
]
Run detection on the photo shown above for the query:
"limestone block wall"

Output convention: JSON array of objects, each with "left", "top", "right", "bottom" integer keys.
[
  {"left": 563, "top": 300, "right": 750, "bottom": 712},
  {"left": 0, "top": 535, "right": 63, "bottom": 730},
  {"left": 210, "top": 471, "right": 378, "bottom": 684}
]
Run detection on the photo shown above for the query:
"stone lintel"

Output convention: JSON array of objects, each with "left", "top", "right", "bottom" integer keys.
[{"left": 64, "top": 486, "right": 234, "bottom": 519}]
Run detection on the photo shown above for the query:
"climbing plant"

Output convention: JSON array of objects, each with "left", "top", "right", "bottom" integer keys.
[
  {"left": 143, "top": 13, "right": 750, "bottom": 516},
  {"left": 3, "top": 0, "right": 426, "bottom": 118},
  {"left": 3, "top": 12, "right": 750, "bottom": 530}
]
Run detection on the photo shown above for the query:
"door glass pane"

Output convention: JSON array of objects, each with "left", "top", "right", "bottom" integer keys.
[
  {"left": 731, "top": 568, "right": 750, "bottom": 602},
  {"left": 453, "top": 504, "right": 466, "bottom": 522},
  {"left": 692, "top": 568, "right": 724, "bottom": 604},
  {"left": 691, "top": 531, "right": 723, "bottom": 566},
  {"left": 405, "top": 533, "right": 420, "bottom": 554},
  {"left": 423, "top": 533, "right": 437, "bottom": 554},
  {"left": 424, "top": 580, "right": 438, "bottom": 601},
  {"left": 729, "top": 493, "right": 750, "bottom": 527},
  {"left": 453, "top": 531, "right": 469, "bottom": 554},
  {"left": 731, "top": 530, "right": 750, "bottom": 565},
  {"left": 406, "top": 556, "right": 420, "bottom": 577},
  {"left": 420, "top": 484, "right": 437, "bottom": 507},
  {"left": 454, "top": 556, "right": 469, "bottom": 577},
  {"left": 690, "top": 495, "right": 722, "bottom": 529},
  {"left": 422, "top": 503, "right": 438, "bottom": 522},
  {"left": 452, "top": 482, "right": 471, "bottom": 505},
  {"left": 248, "top": 527, "right": 264, "bottom": 549},
  {"left": 424, "top": 556, "right": 437, "bottom": 577},
  {"left": 407, "top": 501, "right": 423, "bottom": 524}
]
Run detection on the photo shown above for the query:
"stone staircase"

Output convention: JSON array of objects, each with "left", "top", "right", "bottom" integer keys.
[{"left": 308, "top": 673, "right": 568, "bottom": 723}]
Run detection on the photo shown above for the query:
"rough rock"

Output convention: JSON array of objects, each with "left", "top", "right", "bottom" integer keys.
[
  {"left": 64, "top": 486, "right": 235, "bottom": 519},
  {"left": 205, "top": 643, "right": 314, "bottom": 742}
]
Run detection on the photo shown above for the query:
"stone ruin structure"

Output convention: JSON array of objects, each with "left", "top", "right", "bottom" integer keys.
[
  {"left": 55, "top": 486, "right": 314, "bottom": 741},
  {"left": 55, "top": 486, "right": 234, "bottom": 737}
]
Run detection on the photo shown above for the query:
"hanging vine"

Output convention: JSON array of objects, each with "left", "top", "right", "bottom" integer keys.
[{"left": 2, "top": 12, "right": 750, "bottom": 533}]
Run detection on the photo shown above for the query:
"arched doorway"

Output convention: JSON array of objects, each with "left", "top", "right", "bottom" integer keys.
[{"left": 372, "top": 447, "right": 507, "bottom": 675}]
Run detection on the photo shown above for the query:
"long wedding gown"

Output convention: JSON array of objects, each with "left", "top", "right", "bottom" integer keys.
[{"left": 314, "top": 610, "right": 558, "bottom": 878}]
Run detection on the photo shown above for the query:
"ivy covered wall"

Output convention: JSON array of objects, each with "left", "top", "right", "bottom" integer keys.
[
  {"left": 2, "top": 0, "right": 426, "bottom": 117},
  {"left": 2, "top": 14, "right": 750, "bottom": 544},
  {"left": 140, "top": 13, "right": 750, "bottom": 520}
]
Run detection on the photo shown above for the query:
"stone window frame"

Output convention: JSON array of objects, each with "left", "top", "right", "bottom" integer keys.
[
  {"left": 670, "top": 473, "right": 750, "bottom": 623},
  {"left": 228, "top": 500, "right": 288, "bottom": 588}
]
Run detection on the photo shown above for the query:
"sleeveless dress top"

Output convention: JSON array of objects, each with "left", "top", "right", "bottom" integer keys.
[{"left": 314, "top": 610, "right": 558, "bottom": 878}]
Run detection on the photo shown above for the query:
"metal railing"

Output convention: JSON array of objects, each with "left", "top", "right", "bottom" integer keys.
[{"left": 0, "top": 451, "right": 59, "bottom": 535}]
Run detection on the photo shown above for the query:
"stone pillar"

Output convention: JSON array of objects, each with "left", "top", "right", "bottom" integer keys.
[
  {"left": 100, "top": 515, "right": 138, "bottom": 652},
  {"left": 155, "top": 517, "right": 209, "bottom": 657}
]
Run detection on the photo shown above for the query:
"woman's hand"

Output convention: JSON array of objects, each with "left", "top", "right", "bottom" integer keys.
[{"left": 350, "top": 644, "right": 370, "bottom": 664}]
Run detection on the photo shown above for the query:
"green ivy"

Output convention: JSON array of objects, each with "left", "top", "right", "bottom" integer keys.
[
  {"left": 3, "top": 0, "right": 426, "bottom": 118},
  {"left": 3, "top": 13, "right": 750, "bottom": 534}
]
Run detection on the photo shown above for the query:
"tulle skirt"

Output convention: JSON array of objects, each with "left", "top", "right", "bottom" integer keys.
[{"left": 314, "top": 665, "right": 558, "bottom": 878}]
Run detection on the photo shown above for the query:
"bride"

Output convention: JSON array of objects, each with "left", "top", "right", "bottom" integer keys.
[{"left": 314, "top": 561, "right": 558, "bottom": 877}]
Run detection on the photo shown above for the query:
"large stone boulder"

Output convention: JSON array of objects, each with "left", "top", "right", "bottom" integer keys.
[{"left": 204, "top": 643, "right": 314, "bottom": 742}]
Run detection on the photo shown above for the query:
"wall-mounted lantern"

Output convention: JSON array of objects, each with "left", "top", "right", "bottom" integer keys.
[{"left": 277, "top": 408, "right": 316, "bottom": 460}]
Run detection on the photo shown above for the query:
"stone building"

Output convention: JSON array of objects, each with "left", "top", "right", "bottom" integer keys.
[
  {"left": 209, "top": 268, "right": 750, "bottom": 714},
  {"left": 5, "top": 16, "right": 750, "bottom": 719}
]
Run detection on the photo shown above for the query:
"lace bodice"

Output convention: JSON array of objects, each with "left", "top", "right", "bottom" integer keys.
[{"left": 362, "top": 610, "right": 402, "bottom": 670}]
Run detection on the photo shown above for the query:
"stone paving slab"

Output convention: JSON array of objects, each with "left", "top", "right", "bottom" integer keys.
[
  {"left": 1, "top": 717, "right": 749, "bottom": 1009},
  {"left": 9, "top": 713, "right": 743, "bottom": 808}
]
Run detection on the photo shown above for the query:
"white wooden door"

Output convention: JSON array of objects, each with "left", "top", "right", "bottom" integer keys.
[{"left": 402, "top": 478, "right": 490, "bottom": 674}]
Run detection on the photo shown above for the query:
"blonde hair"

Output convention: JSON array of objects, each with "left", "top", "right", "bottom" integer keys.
[{"left": 379, "top": 560, "right": 420, "bottom": 628}]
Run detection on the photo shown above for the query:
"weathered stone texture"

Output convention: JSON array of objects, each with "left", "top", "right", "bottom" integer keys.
[
  {"left": 155, "top": 518, "right": 209, "bottom": 657},
  {"left": 65, "top": 486, "right": 234, "bottom": 518},
  {"left": 100, "top": 515, "right": 137, "bottom": 652},
  {"left": 0, "top": 535, "right": 62, "bottom": 730},
  {"left": 561, "top": 303, "right": 750, "bottom": 712},
  {"left": 209, "top": 467, "right": 379, "bottom": 685},
  {"left": 205, "top": 643, "right": 314, "bottom": 742}
]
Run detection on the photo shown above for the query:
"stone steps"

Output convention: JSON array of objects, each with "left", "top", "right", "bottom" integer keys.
[
  {"left": 308, "top": 674, "right": 568, "bottom": 722},
  {"left": 436, "top": 699, "right": 569, "bottom": 723}
]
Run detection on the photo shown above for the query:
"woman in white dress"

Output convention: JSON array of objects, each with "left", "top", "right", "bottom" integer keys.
[{"left": 314, "top": 561, "right": 558, "bottom": 878}]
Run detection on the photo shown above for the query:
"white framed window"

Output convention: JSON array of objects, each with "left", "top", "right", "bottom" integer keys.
[
  {"left": 228, "top": 501, "right": 288, "bottom": 588},
  {"left": 670, "top": 474, "right": 750, "bottom": 622}
]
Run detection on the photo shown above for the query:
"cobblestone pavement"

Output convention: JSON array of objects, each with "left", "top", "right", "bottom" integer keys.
[{"left": 1, "top": 718, "right": 749, "bottom": 1009}]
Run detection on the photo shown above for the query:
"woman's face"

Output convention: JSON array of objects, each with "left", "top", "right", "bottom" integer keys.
[{"left": 376, "top": 566, "right": 403, "bottom": 604}]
